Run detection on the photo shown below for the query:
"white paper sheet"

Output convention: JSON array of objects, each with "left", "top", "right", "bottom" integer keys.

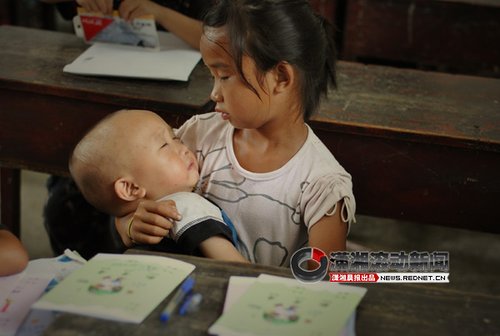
[
  {"left": 63, "top": 32, "right": 201, "bottom": 81},
  {"left": 219, "top": 276, "right": 358, "bottom": 336},
  {"left": 0, "top": 251, "right": 85, "bottom": 336}
]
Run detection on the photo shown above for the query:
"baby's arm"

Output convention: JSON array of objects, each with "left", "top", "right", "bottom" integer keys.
[
  {"left": 308, "top": 200, "right": 348, "bottom": 254},
  {"left": 115, "top": 199, "right": 179, "bottom": 247},
  {"left": 199, "top": 236, "right": 248, "bottom": 263},
  {"left": 115, "top": 198, "right": 248, "bottom": 263}
]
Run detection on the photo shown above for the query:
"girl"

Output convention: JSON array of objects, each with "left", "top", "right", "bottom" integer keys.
[{"left": 117, "top": 0, "right": 356, "bottom": 267}]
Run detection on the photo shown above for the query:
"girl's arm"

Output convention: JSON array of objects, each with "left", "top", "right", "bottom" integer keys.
[
  {"left": 41, "top": 0, "right": 203, "bottom": 49},
  {"left": 119, "top": 0, "right": 203, "bottom": 49},
  {"left": 198, "top": 236, "right": 249, "bottom": 263},
  {"left": 308, "top": 200, "right": 348, "bottom": 255},
  {"left": 115, "top": 199, "right": 180, "bottom": 247}
]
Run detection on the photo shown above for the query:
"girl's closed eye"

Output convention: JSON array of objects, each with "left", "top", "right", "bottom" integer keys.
[
  {"left": 217, "top": 72, "right": 230, "bottom": 80},
  {"left": 212, "top": 74, "right": 229, "bottom": 81},
  {"left": 210, "top": 68, "right": 231, "bottom": 81}
]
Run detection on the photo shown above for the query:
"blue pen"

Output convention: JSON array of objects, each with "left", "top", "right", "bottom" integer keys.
[
  {"left": 179, "top": 292, "right": 203, "bottom": 316},
  {"left": 160, "top": 276, "right": 195, "bottom": 323}
]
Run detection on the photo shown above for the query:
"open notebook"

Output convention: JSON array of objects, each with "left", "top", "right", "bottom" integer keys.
[
  {"left": 210, "top": 275, "right": 366, "bottom": 336},
  {"left": 63, "top": 32, "right": 202, "bottom": 81},
  {"left": 32, "top": 253, "right": 195, "bottom": 324}
]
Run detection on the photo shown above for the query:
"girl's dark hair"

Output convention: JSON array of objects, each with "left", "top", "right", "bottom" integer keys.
[{"left": 203, "top": 0, "right": 337, "bottom": 120}]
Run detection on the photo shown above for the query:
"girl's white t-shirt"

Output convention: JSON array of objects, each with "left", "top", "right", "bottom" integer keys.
[{"left": 177, "top": 112, "right": 355, "bottom": 267}]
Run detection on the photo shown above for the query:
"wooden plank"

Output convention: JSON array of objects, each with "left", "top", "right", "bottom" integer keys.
[
  {"left": 342, "top": 0, "right": 500, "bottom": 77},
  {"left": 0, "top": 89, "right": 193, "bottom": 176},
  {"left": 0, "top": 168, "right": 20, "bottom": 236},
  {"left": 316, "top": 61, "right": 500, "bottom": 151},
  {"left": 309, "top": 0, "right": 340, "bottom": 22},
  {"left": 0, "top": 26, "right": 212, "bottom": 112}
]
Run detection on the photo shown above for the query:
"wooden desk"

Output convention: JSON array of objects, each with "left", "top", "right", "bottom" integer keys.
[
  {"left": 311, "top": 62, "right": 500, "bottom": 232},
  {"left": 1, "top": 25, "right": 499, "bottom": 235},
  {"left": 0, "top": 25, "right": 213, "bottom": 235},
  {"left": 341, "top": 0, "right": 500, "bottom": 77},
  {"left": 42, "top": 250, "right": 499, "bottom": 335}
]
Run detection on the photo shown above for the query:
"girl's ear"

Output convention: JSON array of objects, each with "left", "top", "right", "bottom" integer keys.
[
  {"left": 114, "top": 177, "right": 146, "bottom": 201},
  {"left": 273, "top": 61, "right": 295, "bottom": 94}
]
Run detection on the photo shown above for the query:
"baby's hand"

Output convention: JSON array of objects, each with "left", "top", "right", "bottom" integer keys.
[{"left": 115, "top": 199, "right": 181, "bottom": 247}]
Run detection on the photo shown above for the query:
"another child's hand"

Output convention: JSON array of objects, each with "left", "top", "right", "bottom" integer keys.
[
  {"left": 76, "top": 0, "right": 114, "bottom": 15},
  {"left": 119, "top": 0, "right": 163, "bottom": 21},
  {"left": 115, "top": 199, "right": 181, "bottom": 247}
]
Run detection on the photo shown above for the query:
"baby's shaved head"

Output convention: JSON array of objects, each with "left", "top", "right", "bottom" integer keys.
[{"left": 69, "top": 109, "right": 159, "bottom": 215}]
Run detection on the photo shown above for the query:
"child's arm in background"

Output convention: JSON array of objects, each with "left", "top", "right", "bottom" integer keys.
[
  {"left": 199, "top": 236, "right": 248, "bottom": 263},
  {"left": 118, "top": 0, "right": 203, "bottom": 49},
  {"left": 0, "top": 229, "right": 29, "bottom": 276},
  {"left": 115, "top": 199, "right": 179, "bottom": 247},
  {"left": 308, "top": 200, "right": 348, "bottom": 254}
]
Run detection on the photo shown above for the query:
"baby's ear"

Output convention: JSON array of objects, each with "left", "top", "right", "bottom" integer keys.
[{"left": 114, "top": 177, "right": 146, "bottom": 201}]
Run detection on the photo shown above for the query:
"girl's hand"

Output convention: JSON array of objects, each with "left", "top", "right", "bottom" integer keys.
[{"left": 115, "top": 199, "right": 181, "bottom": 247}]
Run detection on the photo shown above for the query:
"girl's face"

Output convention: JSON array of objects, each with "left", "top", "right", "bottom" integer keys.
[{"left": 200, "top": 27, "right": 278, "bottom": 129}]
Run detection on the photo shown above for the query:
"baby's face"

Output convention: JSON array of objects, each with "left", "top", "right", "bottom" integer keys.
[{"left": 125, "top": 112, "right": 199, "bottom": 200}]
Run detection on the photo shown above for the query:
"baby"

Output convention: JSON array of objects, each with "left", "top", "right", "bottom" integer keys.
[{"left": 69, "top": 109, "right": 246, "bottom": 262}]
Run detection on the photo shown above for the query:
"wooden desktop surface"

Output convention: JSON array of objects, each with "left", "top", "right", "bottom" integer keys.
[
  {"left": 42, "top": 250, "right": 499, "bottom": 335},
  {"left": 1, "top": 25, "right": 500, "bottom": 234},
  {"left": 0, "top": 25, "right": 212, "bottom": 175}
]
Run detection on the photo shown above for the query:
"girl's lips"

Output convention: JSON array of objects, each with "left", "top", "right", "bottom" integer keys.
[{"left": 216, "top": 110, "right": 230, "bottom": 120}]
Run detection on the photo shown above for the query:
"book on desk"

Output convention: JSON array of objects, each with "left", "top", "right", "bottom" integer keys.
[
  {"left": 63, "top": 31, "right": 202, "bottom": 81},
  {"left": 210, "top": 274, "right": 366, "bottom": 336},
  {"left": 32, "top": 253, "right": 195, "bottom": 324}
]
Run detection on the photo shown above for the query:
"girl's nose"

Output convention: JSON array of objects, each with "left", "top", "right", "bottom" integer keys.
[{"left": 210, "top": 86, "right": 222, "bottom": 102}]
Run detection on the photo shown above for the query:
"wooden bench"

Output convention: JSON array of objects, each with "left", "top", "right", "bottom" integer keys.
[
  {"left": 340, "top": 0, "right": 500, "bottom": 77},
  {"left": 1, "top": 26, "right": 499, "bottom": 236}
]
